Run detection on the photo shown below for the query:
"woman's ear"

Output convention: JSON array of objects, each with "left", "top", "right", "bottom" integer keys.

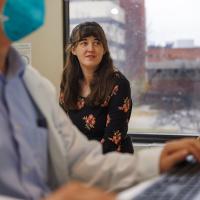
[{"left": 71, "top": 46, "right": 77, "bottom": 55}]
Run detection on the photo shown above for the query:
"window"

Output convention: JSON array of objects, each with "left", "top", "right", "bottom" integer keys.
[{"left": 64, "top": 0, "right": 200, "bottom": 142}]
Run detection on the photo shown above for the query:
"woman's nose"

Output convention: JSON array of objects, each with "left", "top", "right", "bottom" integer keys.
[{"left": 87, "top": 43, "right": 95, "bottom": 51}]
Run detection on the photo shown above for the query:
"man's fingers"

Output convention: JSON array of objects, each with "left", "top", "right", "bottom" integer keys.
[
  {"left": 160, "top": 138, "right": 200, "bottom": 173},
  {"left": 160, "top": 150, "right": 188, "bottom": 173},
  {"left": 167, "top": 150, "right": 188, "bottom": 164},
  {"left": 164, "top": 139, "right": 200, "bottom": 161}
]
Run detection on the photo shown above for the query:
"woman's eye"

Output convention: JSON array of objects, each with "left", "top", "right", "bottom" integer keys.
[
  {"left": 94, "top": 41, "right": 101, "bottom": 45},
  {"left": 80, "top": 41, "right": 87, "bottom": 46}
]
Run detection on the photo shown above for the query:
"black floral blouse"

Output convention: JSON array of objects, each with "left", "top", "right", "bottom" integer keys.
[{"left": 60, "top": 72, "right": 134, "bottom": 154}]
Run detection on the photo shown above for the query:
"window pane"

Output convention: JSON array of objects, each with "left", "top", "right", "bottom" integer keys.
[{"left": 69, "top": 0, "right": 200, "bottom": 135}]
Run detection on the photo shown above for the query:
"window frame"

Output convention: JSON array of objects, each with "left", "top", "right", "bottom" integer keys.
[{"left": 63, "top": 0, "right": 200, "bottom": 144}]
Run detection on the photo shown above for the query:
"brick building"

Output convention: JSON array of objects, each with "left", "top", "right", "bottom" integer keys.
[
  {"left": 147, "top": 47, "right": 200, "bottom": 62},
  {"left": 145, "top": 47, "right": 200, "bottom": 108}
]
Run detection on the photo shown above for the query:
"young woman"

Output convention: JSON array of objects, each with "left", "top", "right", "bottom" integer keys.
[{"left": 60, "top": 21, "right": 134, "bottom": 154}]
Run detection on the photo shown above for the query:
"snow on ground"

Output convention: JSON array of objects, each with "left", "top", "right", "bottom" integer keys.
[{"left": 128, "top": 105, "right": 200, "bottom": 134}]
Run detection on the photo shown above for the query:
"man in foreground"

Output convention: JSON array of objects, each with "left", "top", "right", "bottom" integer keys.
[{"left": 1, "top": 0, "right": 200, "bottom": 199}]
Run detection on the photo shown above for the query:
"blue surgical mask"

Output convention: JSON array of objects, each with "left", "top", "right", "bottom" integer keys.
[{"left": 0, "top": 0, "right": 45, "bottom": 41}]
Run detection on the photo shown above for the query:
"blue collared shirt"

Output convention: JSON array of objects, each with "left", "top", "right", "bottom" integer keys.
[{"left": 0, "top": 47, "right": 49, "bottom": 199}]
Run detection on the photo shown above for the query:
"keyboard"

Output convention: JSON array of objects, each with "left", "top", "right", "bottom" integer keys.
[{"left": 133, "top": 161, "right": 200, "bottom": 200}]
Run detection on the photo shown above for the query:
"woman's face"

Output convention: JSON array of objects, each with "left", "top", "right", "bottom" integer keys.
[{"left": 72, "top": 36, "right": 105, "bottom": 72}]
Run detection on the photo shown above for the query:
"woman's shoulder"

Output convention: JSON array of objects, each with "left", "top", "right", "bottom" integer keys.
[{"left": 113, "top": 70, "right": 130, "bottom": 87}]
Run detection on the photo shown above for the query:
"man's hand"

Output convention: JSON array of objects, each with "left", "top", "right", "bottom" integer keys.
[
  {"left": 45, "top": 182, "right": 116, "bottom": 200},
  {"left": 160, "top": 138, "right": 200, "bottom": 173}
]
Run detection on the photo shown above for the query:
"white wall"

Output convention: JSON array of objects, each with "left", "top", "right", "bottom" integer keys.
[{"left": 19, "top": 0, "right": 64, "bottom": 91}]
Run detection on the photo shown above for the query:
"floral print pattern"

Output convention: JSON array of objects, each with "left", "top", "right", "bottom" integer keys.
[
  {"left": 109, "top": 130, "right": 122, "bottom": 145},
  {"left": 118, "top": 97, "right": 131, "bottom": 113},
  {"left": 106, "top": 114, "right": 111, "bottom": 127},
  {"left": 111, "top": 85, "right": 119, "bottom": 96},
  {"left": 77, "top": 98, "right": 85, "bottom": 109},
  {"left": 100, "top": 138, "right": 105, "bottom": 144},
  {"left": 101, "top": 85, "right": 119, "bottom": 107},
  {"left": 101, "top": 96, "right": 111, "bottom": 107},
  {"left": 62, "top": 71, "right": 133, "bottom": 154},
  {"left": 83, "top": 114, "right": 96, "bottom": 130}
]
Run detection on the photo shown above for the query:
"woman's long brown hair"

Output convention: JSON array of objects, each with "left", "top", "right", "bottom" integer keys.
[{"left": 60, "top": 21, "right": 116, "bottom": 110}]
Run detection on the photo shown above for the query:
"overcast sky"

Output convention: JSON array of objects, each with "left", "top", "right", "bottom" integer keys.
[{"left": 145, "top": 0, "right": 200, "bottom": 47}]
